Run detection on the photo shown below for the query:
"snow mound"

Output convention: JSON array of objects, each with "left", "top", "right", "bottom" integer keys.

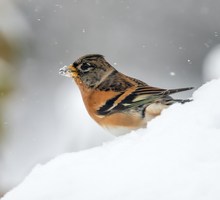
[{"left": 2, "top": 79, "right": 220, "bottom": 200}]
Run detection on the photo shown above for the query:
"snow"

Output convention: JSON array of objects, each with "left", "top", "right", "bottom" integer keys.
[{"left": 2, "top": 79, "right": 220, "bottom": 200}]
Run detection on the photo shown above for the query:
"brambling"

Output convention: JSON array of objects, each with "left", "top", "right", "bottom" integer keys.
[{"left": 59, "top": 54, "right": 193, "bottom": 136}]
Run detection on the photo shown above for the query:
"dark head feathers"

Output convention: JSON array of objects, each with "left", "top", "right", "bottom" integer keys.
[
  {"left": 74, "top": 54, "right": 104, "bottom": 66},
  {"left": 81, "top": 54, "right": 104, "bottom": 59}
]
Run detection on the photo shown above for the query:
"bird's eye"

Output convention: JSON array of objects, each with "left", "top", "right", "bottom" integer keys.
[{"left": 80, "top": 63, "right": 93, "bottom": 72}]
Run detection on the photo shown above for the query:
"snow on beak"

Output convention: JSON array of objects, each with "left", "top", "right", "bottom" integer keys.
[{"left": 59, "top": 64, "right": 78, "bottom": 78}]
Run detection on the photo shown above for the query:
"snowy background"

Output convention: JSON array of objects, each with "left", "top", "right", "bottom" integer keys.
[{"left": 0, "top": 0, "right": 220, "bottom": 196}]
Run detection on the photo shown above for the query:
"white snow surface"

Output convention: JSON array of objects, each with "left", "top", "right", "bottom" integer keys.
[{"left": 2, "top": 79, "right": 220, "bottom": 200}]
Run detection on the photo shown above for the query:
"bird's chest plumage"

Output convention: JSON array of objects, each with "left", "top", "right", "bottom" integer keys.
[
  {"left": 81, "top": 89, "right": 119, "bottom": 119},
  {"left": 79, "top": 89, "right": 147, "bottom": 134}
]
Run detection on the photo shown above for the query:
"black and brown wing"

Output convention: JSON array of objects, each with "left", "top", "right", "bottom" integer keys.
[{"left": 97, "top": 78, "right": 193, "bottom": 116}]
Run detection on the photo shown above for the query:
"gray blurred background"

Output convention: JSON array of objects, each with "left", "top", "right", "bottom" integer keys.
[{"left": 1, "top": 0, "right": 220, "bottom": 196}]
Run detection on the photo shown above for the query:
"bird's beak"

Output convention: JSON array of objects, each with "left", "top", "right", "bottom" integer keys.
[{"left": 59, "top": 64, "right": 78, "bottom": 78}]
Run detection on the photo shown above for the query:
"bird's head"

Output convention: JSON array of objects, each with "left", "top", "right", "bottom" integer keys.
[{"left": 59, "top": 54, "right": 115, "bottom": 88}]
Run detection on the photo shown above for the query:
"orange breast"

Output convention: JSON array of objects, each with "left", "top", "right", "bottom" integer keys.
[
  {"left": 79, "top": 89, "right": 146, "bottom": 129},
  {"left": 75, "top": 78, "right": 150, "bottom": 131}
]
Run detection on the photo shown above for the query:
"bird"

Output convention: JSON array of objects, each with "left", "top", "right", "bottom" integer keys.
[{"left": 59, "top": 54, "right": 193, "bottom": 136}]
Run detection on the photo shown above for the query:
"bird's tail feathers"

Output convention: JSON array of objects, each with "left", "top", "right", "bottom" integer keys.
[
  {"left": 160, "top": 96, "right": 193, "bottom": 105},
  {"left": 164, "top": 87, "right": 194, "bottom": 95}
]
